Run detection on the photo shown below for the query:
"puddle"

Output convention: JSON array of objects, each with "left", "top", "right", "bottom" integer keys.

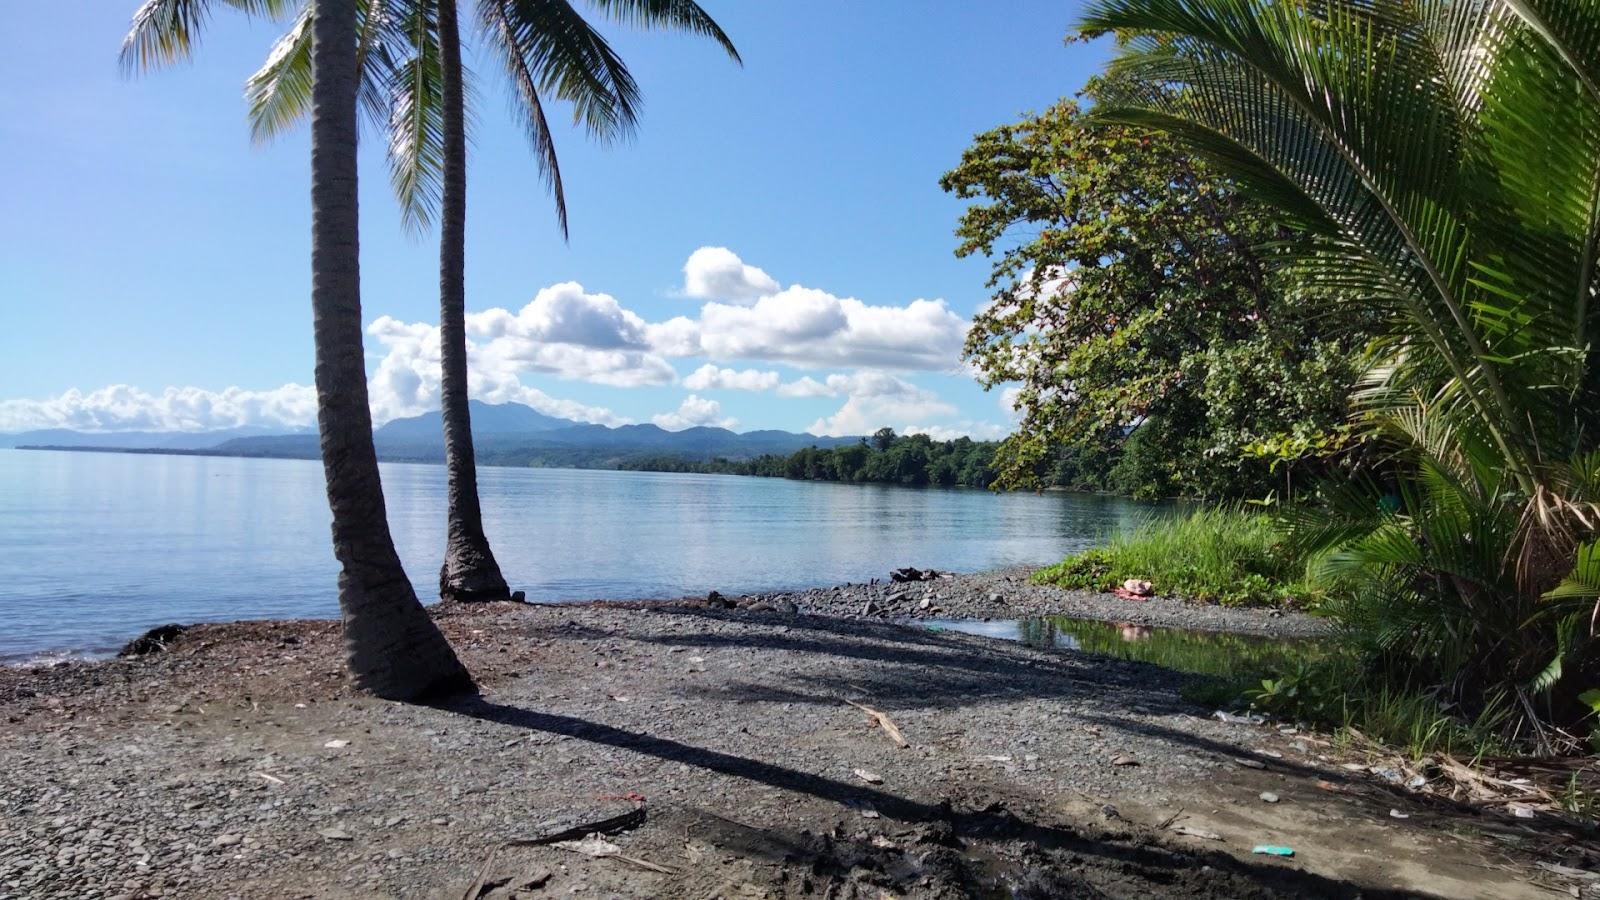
[{"left": 918, "top": 616, "right": 1326, "bottom": 677}]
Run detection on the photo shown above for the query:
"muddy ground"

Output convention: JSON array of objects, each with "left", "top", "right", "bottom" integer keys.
[{"left": 0, "top": 584, "right": 1593, "bottom": 899}]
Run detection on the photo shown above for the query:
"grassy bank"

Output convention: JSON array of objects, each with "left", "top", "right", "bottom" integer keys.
[
  {"left": 1032, "top": 506, "right": 1324, "bottom": 608},
  {"left": 1035, "top": 506, "right": 1599, "bottom": 802}
]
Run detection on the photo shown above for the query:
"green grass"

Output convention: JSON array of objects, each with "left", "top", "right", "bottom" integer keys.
[
  {"left": 1032, "top": 506, "right": 1324, "bottom": 607},
  {"left": 1039, "top": 505, "right": 1591, "bottom": 767}
]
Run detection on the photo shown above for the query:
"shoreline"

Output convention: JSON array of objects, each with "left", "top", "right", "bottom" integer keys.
[
  {"left": 0, "top": 595, "right": 1570, "bottom": 899},
  {"left": 2, "top": 568, "right": 1330, "bottom": 667}
]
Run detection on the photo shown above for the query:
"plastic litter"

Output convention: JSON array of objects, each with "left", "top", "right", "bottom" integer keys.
[
  {"left": 1212, "top": 710, "right": 1265, "bottom": 725},
  {"left": 1258, "top": 792, "right": 1279, "bottom": 803},
  {"left": 1252, "top": 845, "right": 1295, "bottom": 857},
  {"left": 1389, "top": 809, "right": 1409, "bottom": 819}
]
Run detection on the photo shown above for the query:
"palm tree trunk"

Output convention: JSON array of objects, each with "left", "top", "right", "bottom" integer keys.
[
  {"left": 310, "top": 0, "right": 473, "bottom": 700},
  {"left": 436, "top": 0, "right": 514, "bottom": 604}
]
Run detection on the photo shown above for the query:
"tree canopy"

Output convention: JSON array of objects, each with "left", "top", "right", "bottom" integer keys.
[{"left": 943, "top": 95, "right": 1367, "bottom": 499}]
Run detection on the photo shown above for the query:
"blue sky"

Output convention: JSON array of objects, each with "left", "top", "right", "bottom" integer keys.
[{"left": 1, "top": 2, "right": 1109, "bottom": 438}]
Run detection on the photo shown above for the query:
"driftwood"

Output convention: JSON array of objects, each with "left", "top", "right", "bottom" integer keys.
[{"left": 462, "top": 805, "right": 648, "bottom": 900}]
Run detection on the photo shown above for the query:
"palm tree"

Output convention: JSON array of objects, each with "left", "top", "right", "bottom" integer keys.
[
  {"left": 1077, "top": 0, "right": 1600, "bottom": 738},
  {"left": 123, "top": 0, "right": 474, "bottom": 700},
  {"left": 249, "top": 0, "right": 739, "bottom": 603}
]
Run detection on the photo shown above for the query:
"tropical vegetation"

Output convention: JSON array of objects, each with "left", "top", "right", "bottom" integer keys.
[
  {"left": 1034, "top": 506, "right": 1323, "bottom": 607},
  {"left": 1049, "top": 0, "right": 1600, "bottom": 749},
  {"left": 944, "top": 92, "right": 1369, "bottom": 501}
]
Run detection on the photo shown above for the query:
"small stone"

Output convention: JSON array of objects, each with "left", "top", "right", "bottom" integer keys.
[
  {"left": 853, "top": 768, "right": 883, "bottom": 785},
  {"left": 1259, "top": 792, "right": 1279, "bottom": 803},
  {"left": 212, "top": 834, "right": 241, "bottom": 848},
  {"left": 1111, "top": 755, "right": 1139, "bottom": 767},
  {"left": 317, "top": 828, "right": 352, "bottom": 841}
]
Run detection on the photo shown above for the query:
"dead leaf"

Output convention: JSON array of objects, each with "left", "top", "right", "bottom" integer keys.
[{"left": 845, "top": 700, "right": 910, "bottom": 748}]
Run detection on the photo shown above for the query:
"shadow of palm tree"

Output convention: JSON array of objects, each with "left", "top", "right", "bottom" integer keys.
[{"left": 438, "top": 695, "right": 1430, "bottom": 898}]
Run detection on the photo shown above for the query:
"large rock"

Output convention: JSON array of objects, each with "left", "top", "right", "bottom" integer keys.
[{"left": 118, "top": 624, "right": 189, "bottom": 657}]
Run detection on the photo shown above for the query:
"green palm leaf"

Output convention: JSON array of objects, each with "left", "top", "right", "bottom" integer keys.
[{"left": 122, "top": 0, "right": 297, "bottom": 72}]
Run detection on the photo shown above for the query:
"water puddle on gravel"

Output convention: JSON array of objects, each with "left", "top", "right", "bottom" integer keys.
[{"left": 917, "top": 616, "right": 1326, "bottom": 677}]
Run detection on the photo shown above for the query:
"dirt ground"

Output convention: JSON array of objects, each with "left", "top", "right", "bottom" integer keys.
[{"left": 1, "top": 596, "right": 1595, "bottom": 899}]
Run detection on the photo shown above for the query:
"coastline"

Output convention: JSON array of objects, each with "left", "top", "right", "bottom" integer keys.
[
  {"left": 2, "top": 568, "right": 1330, "bottom": 668},
  {"left": 0, "top": 594, "right": 1562, "bottom": 899}
]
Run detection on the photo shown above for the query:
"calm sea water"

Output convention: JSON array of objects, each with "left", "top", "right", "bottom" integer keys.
[{"left": 0, "top": 449, "right": 1154, "bottom": 662}]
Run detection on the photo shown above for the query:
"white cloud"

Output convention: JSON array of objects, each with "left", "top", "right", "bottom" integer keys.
[
  {"left": 0, "top": 384, "right": 317, "bottom": 433},
  {"left": 681, "top": 246, "right": 779, "bottom": 303},
  {"left": 775, "top": 376, "right": 833, "bottom": 398},
  {"left": 692, "top": 289, "right": 965, "bottom": 371},
  {"left": 999, "top": 386, "right": 1022, "bottom": 420},
  {"left": 682, "top": 364, "right": 781, "bottom": 392},
  {"left": 365, "top": 313, "right": 630, "bottom": 425},
  {"left": 804, "top": 371, "right": 959, "bottom": 437},
  {"left": 6, "top": 250, "right": 981, "bottom": 437},
  {"left": 468, "top": 282, "right": 651, "bottom": 349},
  {"left": 645, "top": 316, "right": 702, "bottom": 357},
  {"left": 651, "top": 394, "right": 736, "bottom": 431},
  {"left": 905, "top": 421, "right": 1010, "bottom": 441}
]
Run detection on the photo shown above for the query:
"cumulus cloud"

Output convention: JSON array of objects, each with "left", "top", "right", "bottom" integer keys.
[
  {"left": 691, "top": 289, "right": 965, "bottom": 371},
  {"left": 774, "top": 376, "right": 833, "bottom": 398},
  {"left": 651, "top": 394, "right": 736, "bottom": 431},
  {"left": 6, "top": 251, "right": 980, "bottom": 436},
  {"left": 365, "top": 313, "right": 629, "bottom": 425},
  {"left": 682, "top": 364, "right": 781, "bottom": 392},
  {"left": 467, "top": 282, "right": 650, "bottom": 349},
  {"left": 803, "top": 371, "right": 959, "bottom": 437},
  {"left": 681, "top": 246, "right": 779, "bottom": 303},
  {"left": 904, "top": 421, "right": 1010, "bottom": 441},
  {"left": 644, "top": 316, "right": 702, "bottom": 357},
  {"left": 364, "top": 279, "right": 680, "bottom": 423},
  {"left": 662, "top": 248, "right": 969, "bottom": 371},
  {"left": 0, "top": 384, "right": 317, "bottom": 433}
]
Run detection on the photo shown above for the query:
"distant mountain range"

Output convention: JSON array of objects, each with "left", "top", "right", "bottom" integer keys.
[{"left": 4, "top": 401, "right": 860, "bottom": 465}]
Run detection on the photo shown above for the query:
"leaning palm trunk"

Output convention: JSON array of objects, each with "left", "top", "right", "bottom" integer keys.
[
  {"left": 310, "top": 0, "right": 473, "bottom": 700},
  {"left": 243, "top": 0, "right": 740, "bottom": 600},
  {"left": 434, "top": 0, "right": 513, "bottom": 604}
]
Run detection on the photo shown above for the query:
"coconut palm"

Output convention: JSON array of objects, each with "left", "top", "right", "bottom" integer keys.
[
  {"left": 248, "top": 0, "right": 739, "bottom": 603},
  {"left": 1077, "top": 0, "right": 1600, "bottom": 740},
  {"left": 123, "top": 0, "right": 475, "bottom": 700}
]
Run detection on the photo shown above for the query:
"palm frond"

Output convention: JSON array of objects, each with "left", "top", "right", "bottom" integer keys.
[
  {"left": 477, "top": 0, "right": 642, "bottom": 143},
  {"left": 246, "top": 0, "right": 402, "bottom": 145},
  {"left": 121, "top": 0, "right": 296, "bottom": 73},
  {"left": 387, "top": 0, "right": 448, "bottom": 230},
  {"left": 583, "top": 0, "right": 741, "bottom": 63}
]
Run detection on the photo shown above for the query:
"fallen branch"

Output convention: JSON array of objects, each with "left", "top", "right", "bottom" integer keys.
[
  {"left": 845, "top": 700, "right": 909, "bottom": 748},
  {"left": 461, "top": 805, "right": 648, "bottom": 900}
]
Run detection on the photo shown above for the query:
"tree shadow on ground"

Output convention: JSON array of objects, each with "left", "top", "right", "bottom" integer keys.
[
  {"left": 440, "top": 696, "right": 1431, "bottom": 898},
  {"left": 523, "top": 605, "right": 1198, "bottom": 717}
]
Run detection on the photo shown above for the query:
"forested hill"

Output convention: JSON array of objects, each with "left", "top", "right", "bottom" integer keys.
[{"left": 634, "top": 430, "right": 1005, "bottom": 489}]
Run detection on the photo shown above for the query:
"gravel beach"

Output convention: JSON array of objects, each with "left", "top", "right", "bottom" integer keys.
[{"left": 0, "top": 576, "right": 1580, "bottom": 899}]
